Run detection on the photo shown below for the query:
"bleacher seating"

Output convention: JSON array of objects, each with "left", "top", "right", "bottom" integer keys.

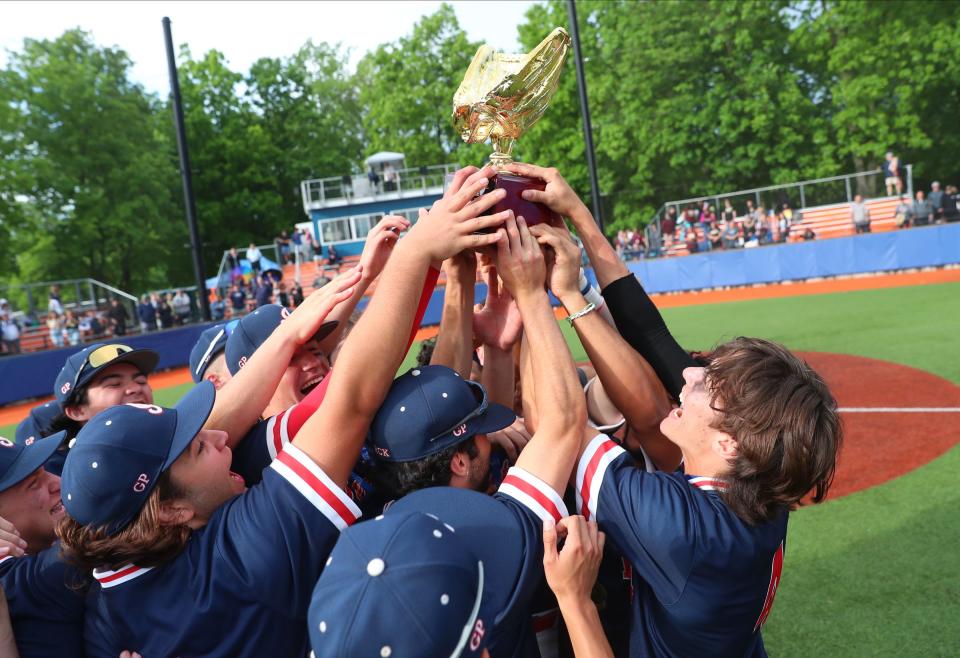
[{"left": 660, "top": 196, "right": 903, "bottom": 258}]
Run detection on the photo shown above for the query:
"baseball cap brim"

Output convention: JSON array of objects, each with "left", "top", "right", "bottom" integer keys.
[
  {"left": 0, "top": 431, "right": 67, "bottom": 493},
  {"left": 74, "top": 348, "right": 160, "bottom": 395},
  {"left": 161, "top": 381, "right": 216, "bottom": 471},
  {"left": 387, "top": 487, "right": 526, "bottom": 641}
]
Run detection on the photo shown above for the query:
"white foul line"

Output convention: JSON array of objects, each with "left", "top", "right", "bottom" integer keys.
[{"left": 839, "top": 407, "right": 960, "bottom": 413}]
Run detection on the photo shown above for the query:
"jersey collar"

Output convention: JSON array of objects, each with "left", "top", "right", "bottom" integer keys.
[
  {"left": 93, "top": 564, "right": 155, "bottom": 588},
  {"left": 685, "top": 475, "right": 729, "bottom": 493}
]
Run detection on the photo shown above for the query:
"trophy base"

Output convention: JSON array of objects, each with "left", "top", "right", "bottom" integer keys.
[{"left": 481, "top": 172, "right": 561, "bottom": 229}]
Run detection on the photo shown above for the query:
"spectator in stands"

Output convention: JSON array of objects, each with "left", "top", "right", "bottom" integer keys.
[
  {"left": 708, "top": 222, "right": 723, "bottom": 250},
  {"left": 157, "top": 296, "right": 174, "bottom": 329},
  {"left": 300, "top": 229, "right": 314, "bottom": 261},
  {"left": 883, "top": 151, "right": 903, "bottom": 196},
  {"left": 803, "top": 227, "right": 817, "bottom": 240},
  {"left": 911, "top": 190, "right": 934, "bottom": 226},
  {"left": 850, "top": 194, "right": 871, "bottom": 234},
  {"left": 310, "top": 235, "right": 321, "bottom": 261},
  {"left": 894, "top": 195, "right": 912, "bottom": 228},
  {"left": 46, "top": 311, "right": 65, "bottom": 348},
  {"left": 246, "top": 242, "right": 262, "bottom": 274},
  {"left": 722, "top": 219, "right": 740, "bottom": 249},
  {"left": 383, "top": 162, "right": 398, "bottom": 191},
  {"left": 1, "top": 301, "right": 22, "bottom": 355},
  {"left": 290, "top": 229, "right": 302, "bottom": 262},
  {"left": 700, "top": 204, "right": 717, "bottom": 229},
  {"left": 945, "top": 185, "right": 960, "bottom": 223},
  {"left": 721, "top": 199, "right": 736, "bottom": 224},
  {"left": 291, "top": 283, "right": 304, "bottom": 307},
  {"left": 367, "top": 166, "right": 380, "bottom": 193},
  {"left": 661, "top": 206, "right": 677, "bottom": 237},
  {"left": 137, "top": 295, "right": 157, "bottom": 333},
  {"left": 275, "top": 281, "right": 290, "bottom": 309},
  {"left": 64, "top": 309, "right": 80, "bottom": 346},
  {"left": 743, "top": 204, "right": 758, "bottom": 240},
  {"left": 615, "top": 230, "right": 628, "bottom": 258},
  {"left": 756, "top": 208, "right": 772, "bottom": 245},
  {"left": 255, "top": 274, "right": 273, "bottom": 308},
  {"left": 645, "top": 222, "right": 661, "bottom": 258},
  {"left": 228, "top": 284, "right": 246, "bottom": 316},
  {"left": 327, "top": 243, "right": 341, "bottom": 266},
  {"left": 226, "top": 246, "right": 240, "bottom": 271},
  {"left": 106, "top": 297, "right": 129, "bottom": 336},
  {"left": 172, "top": 289, "right": 191, "bottom": 325},
  {"left": 210, "top": 291, "right": 226, "bottom": 321},
  {"left": 776, "top": 208, "right": 789, "bottom": 243},
  {"left": 48, "top": 285, "right": 64, "bottom": 317},
  {"left": 276, "top": 230, "right": 292, "bottom": 264},
  {"left": 928, "top": 181, "right": 945, "bottom": 223}
]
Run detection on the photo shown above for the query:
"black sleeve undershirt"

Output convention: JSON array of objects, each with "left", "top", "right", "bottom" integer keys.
[{"left": 600, "top": 273, "right": 696, "bottom": 400}]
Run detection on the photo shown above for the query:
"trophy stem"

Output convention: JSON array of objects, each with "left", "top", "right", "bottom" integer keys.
[{"left": 489, "top": 136, "right": 517, "bottom": 170}]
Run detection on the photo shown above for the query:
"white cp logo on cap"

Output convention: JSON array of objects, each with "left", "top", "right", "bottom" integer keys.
[
  {"left": 133, "top": 473, "right": 150, "bottom": 492},
  {"left": 126, "top": 403, "right": 163, "bottom": 415}
]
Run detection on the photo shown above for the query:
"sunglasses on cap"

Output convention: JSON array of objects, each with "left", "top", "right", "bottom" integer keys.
[
  {"left": 427, "top": 382, "right": 489, "bottom": 444},
  {"left": 70, "top": 344, "right": 136, "bottom": 397}
]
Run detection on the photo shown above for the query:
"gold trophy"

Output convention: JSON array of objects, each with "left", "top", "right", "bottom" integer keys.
[{"left": 453, "top": 27, "right": 571, "bottom": 226}]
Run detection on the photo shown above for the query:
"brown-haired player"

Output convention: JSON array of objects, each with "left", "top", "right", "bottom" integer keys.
[{"left": 510, "top": 161, "right": 842, "bottom": 656}]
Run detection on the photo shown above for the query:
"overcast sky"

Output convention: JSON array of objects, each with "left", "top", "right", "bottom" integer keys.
[{"left": 0, "top": 0, "right": 538, "bottom": 94}]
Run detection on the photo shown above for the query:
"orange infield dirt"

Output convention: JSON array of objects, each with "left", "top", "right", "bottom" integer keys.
[{"left": 798, "top": 352, "right": 960, "bottom": 499}]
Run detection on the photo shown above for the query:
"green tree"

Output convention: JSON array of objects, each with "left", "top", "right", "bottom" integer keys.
[
  {"left": 0, "top": 29, "right": 181, "bottom": 292},
  {"left": 355, "top": 3, "right": 489, "bottom": 167}
]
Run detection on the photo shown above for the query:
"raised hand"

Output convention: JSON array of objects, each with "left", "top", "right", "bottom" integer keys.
[
  {"left": 403, "top": 166, "right": 508, "bottom": 262},
  {"left": 473, "top": 267, "right": 523, "bottom": 351},
  {"left": 493, "top": 213, "right": 547, "bottom": 301},
  {"left": 278, "top": 266, "right": 362, "bottom": 345},
  {"left": 0, "top": 516, "right": 26, "bottom": 558},
  {"left": 359, "top": 215, "right": 410, "bottom": 282},
  {"left": 543, "top": 515, "right": 605, "bottom": 604},
  {"left": 503, "top": 162, "right": 588, "bottom": 221},
  {"left": 486, "top": 417, "right": 532, "bottom": 464},
  {"left": 442, "top": 248, "right": 477, "bottom": 289},
  {"left": 529, "top": 223, "right": 582, "bottom": 301}
]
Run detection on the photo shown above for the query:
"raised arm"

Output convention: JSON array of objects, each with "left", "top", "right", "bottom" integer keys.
[
  {"left": 429, "top": 250, "right": 477, "bottom": 378},
  {"left": 531, "top": 224, "right": 680, "bottom": 469},
  {"left": 204, "top": 267, "right": 361, "bottom": 444},
  {"left": 495, "top": 214, "right": 586, "bottom": 494},
  {"left": 294, "top": 166, "right": 509, "bottom": 486},
  {"left": 506, "top": 161, "right": 694, "bottom": 398},
  {"left": 316, "top": 214, "right": 410, "bottom": 356}
]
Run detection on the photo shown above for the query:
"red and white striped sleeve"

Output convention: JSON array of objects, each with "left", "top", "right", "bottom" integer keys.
[
  {"left": 575, "top": 434, "right": 626, "bottom": 521},
  {"left": 270, "top": 443, "right": 360, "bottom": 531},
  {"left": 498, "top": 467, "right": 568, "bottom": 523},
  {"left": 264, "top": 407, "right": 294, "bottom": 461}
]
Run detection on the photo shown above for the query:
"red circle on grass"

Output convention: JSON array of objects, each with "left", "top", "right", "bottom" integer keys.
[{"left": 799, "top": 352, "right": 960, "bottom": 499}]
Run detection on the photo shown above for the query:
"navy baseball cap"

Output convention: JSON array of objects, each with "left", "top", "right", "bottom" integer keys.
[
  {"left": 368, "top": 365, "right": 515, "bottom": 462},
  {"left": 15, "top": 400, "right": 62, "bottom": 444},
  {"left": 61, "top": 381, "right": 215, "bottom": 536},
  {"left": 54, "top": 343, "right": 160, "bottom": 406},
  {"left": 0, "top": 431, "right": 67, "bottom": 493},
  {"left": 189, "top": 321, "right": 238, "bottom": 383},
  {"left": 309, "top": 510, "right": 495, "bottom": 657},
  {"left": 224, "top": 304, "right": 338, "bottom": 375}
]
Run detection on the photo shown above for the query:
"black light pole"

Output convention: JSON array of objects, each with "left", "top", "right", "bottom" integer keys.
[
  {"left": 566, "top": 0, "right": 604, "bottom": 233},
  {"left": 162, "top": 17, "right": 210, "bottom": 321}
]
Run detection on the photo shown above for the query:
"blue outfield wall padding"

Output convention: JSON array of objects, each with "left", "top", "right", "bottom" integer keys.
[
  {"left": 625, "top": 223, "right": 960, "bottom": 293},
  {"left": 0, "top": 324, "right": 214, "bottom": 407}
]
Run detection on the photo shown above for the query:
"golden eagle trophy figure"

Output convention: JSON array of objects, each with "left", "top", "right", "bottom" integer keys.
[{"left": 453, "top": 27, "right": 571, "bottom": 226}]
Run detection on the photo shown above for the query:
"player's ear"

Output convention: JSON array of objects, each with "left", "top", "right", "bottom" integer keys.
[
  {"left": 64, "top": 404, "right": 92, "bottom": 423},
  {"left": 449, "top": 450, "right": 469, "bottom": 478},
  {"left": 157, "top": 499, "right": 196, "bottom": 527},
  {"left": 713, "top": 433, "right": 738, "bottom": 461}
]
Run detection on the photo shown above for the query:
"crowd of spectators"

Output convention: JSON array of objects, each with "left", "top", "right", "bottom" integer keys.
[{"left": 619, "top": 177, "right": 960, "bottom": 261}]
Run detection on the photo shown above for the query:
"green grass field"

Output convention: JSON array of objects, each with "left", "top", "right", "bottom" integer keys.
[{"left": 3, "top": 281, "right": 958, "bottom": 655}]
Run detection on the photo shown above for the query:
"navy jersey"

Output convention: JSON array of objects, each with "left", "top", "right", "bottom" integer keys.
[
  {"left": 0, "top": 546, "right": 88, "bottom": 658},
  {"left": 83, "top": 443, "right": 361, "bottom": 658},
  {"left": 576, "top": 435, "right": 787, "bottom": 657},
  {"left": 229, "top": 407, "right": 294, "bottom": 485}
]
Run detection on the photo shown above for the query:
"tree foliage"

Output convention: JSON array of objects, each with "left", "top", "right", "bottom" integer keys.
[{"left": 1, "top": 2, "right": 958, "bottom": 294}]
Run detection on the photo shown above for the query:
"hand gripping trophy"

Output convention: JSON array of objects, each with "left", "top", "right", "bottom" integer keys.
[{"left": 453, "top": 27, "right": 571, "bottom": 226}]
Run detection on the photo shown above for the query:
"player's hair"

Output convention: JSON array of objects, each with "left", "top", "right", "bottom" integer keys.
[
  {"left": 372, "top": 437, "right": 479, "bottom": 500},
  {"left": 56, "top": 469, "right": 191, "bottom": 572},
  {"left": 48, "top": 387, "right": 90, "bottom": 438},
  {"left": 705, "top": 337, "right": 842, "bottom": 525}
]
